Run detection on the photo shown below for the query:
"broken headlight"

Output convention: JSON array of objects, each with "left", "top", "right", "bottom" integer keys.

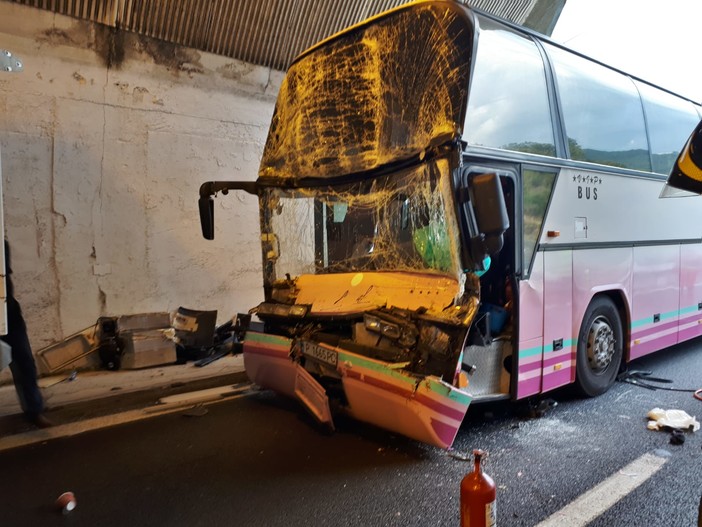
[
  {"left": 363, "top": 311, "right": 418, "bottom": 348},
  {"left": 256, "top": 302, "right": 308, "bottom": 318},
  {"left": 364, "top": 313, "right": 401, "bottom": 339}
]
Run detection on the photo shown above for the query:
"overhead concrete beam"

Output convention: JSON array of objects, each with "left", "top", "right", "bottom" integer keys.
[{"left": 524, "top": 0, "right": 568, "bottom": 36}]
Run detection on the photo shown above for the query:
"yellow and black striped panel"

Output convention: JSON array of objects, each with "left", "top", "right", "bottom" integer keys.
[{"left": 667, "top": 120, "right": 702, "bottom": 194}]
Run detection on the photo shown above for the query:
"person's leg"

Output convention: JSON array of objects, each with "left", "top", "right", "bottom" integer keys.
[{"left": 4, "top": 297, "right": 45, "bottom": 419}]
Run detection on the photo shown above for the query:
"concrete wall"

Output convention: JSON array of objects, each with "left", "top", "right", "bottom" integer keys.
[{"left": 0, "top": 2, "right": 280, "bottom": 374}]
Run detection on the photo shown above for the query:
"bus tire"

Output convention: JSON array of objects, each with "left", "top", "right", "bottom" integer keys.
[{"left": 574, "top": 296, "right": 623, "bottom": 397}]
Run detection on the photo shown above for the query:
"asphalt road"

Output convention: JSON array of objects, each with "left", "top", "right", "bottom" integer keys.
[{"left": 1, "top": 340, "right": 700, "bottom": 526}]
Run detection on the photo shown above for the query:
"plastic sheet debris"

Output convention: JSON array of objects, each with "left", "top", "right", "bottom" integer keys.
[{"left": 646, "top": 408, "right": 700, "bottom": 432}]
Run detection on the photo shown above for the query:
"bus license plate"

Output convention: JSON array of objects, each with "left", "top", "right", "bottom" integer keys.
[{"left": 299, "top": 340, "right": 338, "bottom": 367}]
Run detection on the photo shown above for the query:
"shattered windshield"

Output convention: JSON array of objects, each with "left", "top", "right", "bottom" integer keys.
[
  {"left": 262, "top": 158, "right": 462, "bottom": 280},
  {"left": 259, "top": 2, "right": 473, "bottom": 181}
]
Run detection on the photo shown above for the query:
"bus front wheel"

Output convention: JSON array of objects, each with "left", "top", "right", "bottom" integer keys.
[{"left": 574, "top": 296, "right": 623, "bottom": 397}]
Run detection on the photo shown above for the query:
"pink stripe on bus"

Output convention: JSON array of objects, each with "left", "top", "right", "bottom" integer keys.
[
  {"left": 631, "top": 312, "right": 702, "bottom": 340},
  {"left": 631, "top": 318, "right": 678, "bottom": 340},
  {"left": 517, "top": 377, "right": 541, "bottom": 398},
  {"left": 430, "top": 418, "right": 460, "bottom": 447},
  {"left": 541, "top": 367, "right": 572, "bottom": 387},
  {"left": 518, "top": 362, "right": 542, "bottom": 375},
  {"left": 244, "top": 343, "right": 291, "bottom": 359},
  {"left": 678, "top": 324, "right": 702, "bottom": 341},
  {"left": 344, "top": 369, "right": 466, "bottom": 422},
  {"left": 630, "top": 331, "right": 678, "bottom": 359},
  {"left": 542, "top": 352, "right": 574, "bottom": 369},
  {"left": 518, "top": 355, "right": 543, "bottom": 369}
]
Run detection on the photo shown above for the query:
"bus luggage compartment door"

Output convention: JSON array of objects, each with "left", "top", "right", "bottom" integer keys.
[{"left": 542, "top": 250, "right": 574, "bottom": 392}]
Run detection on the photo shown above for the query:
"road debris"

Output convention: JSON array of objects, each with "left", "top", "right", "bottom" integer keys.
[
  {"left": 669, "top": 429, "right": 685, "bottom": 445},
  {"left": 55, "top": 491, "right": 76, "bottom": 514},
  {"left": 46, "top": 370, "right": 77, "bottom": 388},
  {"left": 646, "top": 408, "right": 700, "bottom": 432},
  {"left": 182, "top": 405, "right": 208, "bottom": 417}
]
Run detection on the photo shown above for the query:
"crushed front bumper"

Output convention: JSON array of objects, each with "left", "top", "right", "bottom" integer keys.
[{"left": 243, "top": 331, "right": 471, "bottom": 449}]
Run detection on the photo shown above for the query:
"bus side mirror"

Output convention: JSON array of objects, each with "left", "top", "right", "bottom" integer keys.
[
  {"left": 471, "top": 173, "right": 509, "bottom": 254},
  {"left": 199, "top": 196, "right": 214, "bottom": 240},
  {"left": 198, "top": 181, "right": 258, "bottom": 241}
]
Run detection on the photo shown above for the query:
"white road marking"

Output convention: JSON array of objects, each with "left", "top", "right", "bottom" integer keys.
[
  {"left": 0, "top": 384, "right": 254, "bottom": 453},
  {"left": 536, "top": 452, "right": 668, "bottom": 527}
]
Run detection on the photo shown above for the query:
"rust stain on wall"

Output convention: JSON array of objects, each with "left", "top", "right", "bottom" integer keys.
[
  {"left": 216, "top": 61, "right": 255, "bottom": 82},
  {"left": 36, "top": 18, "right": 97, "bottom": 51},
  {"left": 94, "top": 24, "right": 126, "bottom": 69},
  {"left": 132, "top": 86, "right": 149, "bottom": 104},
  {"left": 37, "top": 27, "right": 77, "bottom": 46},
  {"left": 134, "top": 36, "right": 204, "bottom": 75}
]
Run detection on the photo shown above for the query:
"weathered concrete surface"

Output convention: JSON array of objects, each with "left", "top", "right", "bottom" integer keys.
[{"left": 0, "top": 2, "right": 282, "bottom": 378}]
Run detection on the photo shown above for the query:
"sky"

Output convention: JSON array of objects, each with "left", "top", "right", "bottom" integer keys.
[{"left": 550, "top": 0, "right": 702, "bottom": 103}]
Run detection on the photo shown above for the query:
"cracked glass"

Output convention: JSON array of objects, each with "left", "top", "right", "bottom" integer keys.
[
  {"left": 262, "top": 157, "right": 463, "bottom": 282},
  {"left": 259, "top": 3, "right": 473, "bottom": 182}
]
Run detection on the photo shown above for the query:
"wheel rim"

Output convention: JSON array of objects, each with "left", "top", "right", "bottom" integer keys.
[{"left": 586, "top": 316, "right": 615, "bottom": 373}]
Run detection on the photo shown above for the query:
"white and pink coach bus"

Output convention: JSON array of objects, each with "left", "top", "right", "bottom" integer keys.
[{"left": 199, "top": 1, "right": 702, "bottom": 449}]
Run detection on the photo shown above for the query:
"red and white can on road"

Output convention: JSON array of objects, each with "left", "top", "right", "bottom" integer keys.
[{"left": 460, "top": 449, "right": 496, "bottom": 527}]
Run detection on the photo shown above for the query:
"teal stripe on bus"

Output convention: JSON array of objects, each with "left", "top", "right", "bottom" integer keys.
[
  {"left": 336, "top": 350, "right": 472, "bottom": 405},
  {"left": 660, "top": 308, "right": 680, "bottom": 321},
  {"left": 519, "top": 338, "right": 576, "bottom": 358},
  {"left": 519, "top": 303, "right": 701, "bottom": 357},
  {"left": 519, "top": 345, "right": 543, "bottom": 358},
  {"left": 630, "top": 302, "right": 698, "bottom": 329},
  {"left": 678, "top": 305, "right": 698, "bottom": 316}
]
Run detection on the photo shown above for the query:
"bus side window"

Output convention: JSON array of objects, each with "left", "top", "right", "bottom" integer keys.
[
  {"left": 546, "top": 43, "right": 650, "bottom": 172},
  {"left": 636, "top": 81, "right": 701, "bottom": 175},
  {"left": 465, "top": 18, "right": 556, "bottom": 157},
  {"left": 522, "top": 168, "right": 556, "bottom": 274}
]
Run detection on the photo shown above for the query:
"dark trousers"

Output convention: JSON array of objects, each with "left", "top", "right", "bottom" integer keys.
[{"left": 1, "top": 296, "right": 44, "bottom": 417}]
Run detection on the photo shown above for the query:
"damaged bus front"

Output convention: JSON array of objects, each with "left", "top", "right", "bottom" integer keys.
[{"left": 198, "top": 1, "right": 507, "bottom": 449}]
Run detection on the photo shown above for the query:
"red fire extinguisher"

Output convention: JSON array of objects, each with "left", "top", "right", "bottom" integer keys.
[{"left": 460, "top": 449, "right": 496, "bottom": 527}]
